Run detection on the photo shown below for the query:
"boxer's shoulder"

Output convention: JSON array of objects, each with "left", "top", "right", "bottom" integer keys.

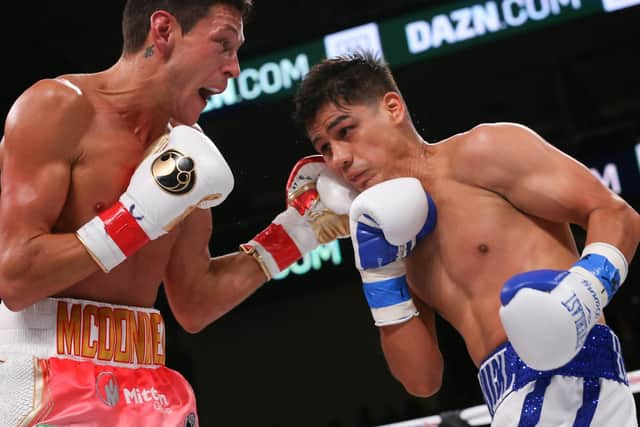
[
  {"left": 17, "top": 77, "right": 89, "bottom": 111},
  {"left": 441, "top": 124, "right": 520, "bottom": 188},
  {"left": 4, "top": 78, "right": 94, "bottom": 154},
  {"left": 426, "top": 130, "right": 483, "bottom": 186}
]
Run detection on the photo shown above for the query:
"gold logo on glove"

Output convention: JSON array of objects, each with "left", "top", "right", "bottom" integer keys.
[
  {"left": 308, "top": 209, "right": 350, "bottom": 244},
  {"left": 288, "top": 183, "right": 351, "bottom": 243},
  {"left": 151, "top": 149, "right": 196, "bottom": 194}
]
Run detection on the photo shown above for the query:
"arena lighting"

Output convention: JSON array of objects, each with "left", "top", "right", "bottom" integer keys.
[
  {"left": 272, "top": 240, "right": 343, "bottom": 280},
  {"left": 601, "top": 0, "right": 640, "bottom": 11},
  {"left": 586, "top": 142, "right": 640, "bottom": 198},
  {"left": 202, "top": 0, "right": 639, "bottom": 113}
]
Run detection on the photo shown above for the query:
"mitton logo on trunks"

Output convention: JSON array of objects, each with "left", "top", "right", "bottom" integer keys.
[
  {"left": 94, "top": 371, "right": 173, "bottom": 413},
  {"left": 95, "top": 371, "right": 120, "bottom": 407},
  {"left": 152, "top": 149, "right": 196, "bottom": 194}
]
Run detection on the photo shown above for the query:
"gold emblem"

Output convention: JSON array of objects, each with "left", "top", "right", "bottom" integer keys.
[
  {"left": 151, "top": 149, "right": 196, "bottom": 194},
  {"left": 309, "top": 210, "right": 350, "bottom": 243}
]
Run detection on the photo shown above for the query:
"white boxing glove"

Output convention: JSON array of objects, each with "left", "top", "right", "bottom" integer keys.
[
  {"left": 349, "top": 178, "right": 437, "bottom": 326},
  {"left": 77, "top": 125, "right": 234, "bottom": 272},
  {"left": 241, "top": 155, "right": 357, "bottom": 280},
  {"left": 500, "top": 242, "right": 628, "bottom": 370}
]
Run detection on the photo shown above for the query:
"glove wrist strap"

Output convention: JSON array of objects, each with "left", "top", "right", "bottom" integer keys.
[
  {"left": 239, "top": 243, "right": 273, "bottom": 281},
  {"left": 362, "top": 275, "right": 419, "bottom": 327},
  {"left": 76, "top": 215, "right": 127, "bottom": 273},
  {"left": 372, "top": 299, "right": 419, "bottom": 327},
  {"left": 572, "top": 242, "right": 628, "bottom": 301},
  {"left": 581, "top": 242, "right": 628, "bottom": 282},
  {"left": 243, "top": 207, "right": 324, "bottom": 280},
  {"left": 246, "top": 220, "right": 303, "bottom": 278}
]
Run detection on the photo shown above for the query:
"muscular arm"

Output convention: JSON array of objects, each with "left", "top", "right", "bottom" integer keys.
[
  {"left": 163, "top": 209, "right": 267, "bottom": 333},
  {"left": 379, "top": 296, "right": 444, "bottom": 397},
  {"left": 458, "top": 122, "right": 640, "bottom": 261},
  {"left": 0, "top": 80, "right": 100, "bottom": 310},
  {"left": 0, "top": 137, "right": 4, "bottom": 174},
  {"left": 0, "top": 138, "right": 4, "bottom": 191}
]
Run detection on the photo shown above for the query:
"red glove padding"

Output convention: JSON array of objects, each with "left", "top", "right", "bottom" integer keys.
[{"left": 241, "top": 155, "right": 356, "bottom": 279}]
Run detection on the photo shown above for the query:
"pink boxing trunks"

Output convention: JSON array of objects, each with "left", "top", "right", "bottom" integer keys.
[{"left": 0, "top": 297, "right": 198, "bottom": 427}]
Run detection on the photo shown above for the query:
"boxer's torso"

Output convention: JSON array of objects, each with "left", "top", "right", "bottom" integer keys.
[
  {"left": 5, "top": 74, "right": 189, "bottom": 307},
  {"left": 406, "top": 135, "right": 582, "bottom": 366}
]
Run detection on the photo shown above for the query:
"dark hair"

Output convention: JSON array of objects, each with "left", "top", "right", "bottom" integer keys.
[
  {"left": 122, "top": 0, "right": 253, "bottom": 55},
  {"left": 293, "top": 51, "right": 401, "bottom": 131}
]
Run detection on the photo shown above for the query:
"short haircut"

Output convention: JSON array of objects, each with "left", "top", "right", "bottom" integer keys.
[
  {"left": 293, "top": 51, "right": 401, "bottom": 132},
  {"left": 122, "top": 0, "right": 253, "bottom": 55}
]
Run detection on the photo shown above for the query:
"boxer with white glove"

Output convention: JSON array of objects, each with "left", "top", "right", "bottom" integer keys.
[
  {"left": 500, "top": 242, "right": 628, "bottom": 370},
  {"left": 349, "top": 178, "right": 437, "bottom": 326},
  {"left": 77, "top": 125, "right": 234, "bottom": 272},
  {"left": 241, "top": 155, "right": 357, "bottom": 280}
]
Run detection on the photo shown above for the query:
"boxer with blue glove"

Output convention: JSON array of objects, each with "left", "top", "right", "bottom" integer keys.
[
  {"left": 349, "top": 177, "right": 437, "bottom": 326},
  {"left": 295, "top": 52, "right": 639, "bottom": 426},
  {"left": 500, "top": 242, "right": 628, "bottom": 370}
]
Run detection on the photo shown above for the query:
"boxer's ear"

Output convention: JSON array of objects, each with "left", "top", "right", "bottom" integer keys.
[
  {"left": 149, "top": 10, "right": 176, "bottom": 57},
  {"left": 381, "top": 92, "right": 406, "bottom": 126}
]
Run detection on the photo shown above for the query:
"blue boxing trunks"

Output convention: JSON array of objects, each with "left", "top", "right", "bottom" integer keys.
[{"left": 477, "top": 325, "right": 636, "bottom": 426}]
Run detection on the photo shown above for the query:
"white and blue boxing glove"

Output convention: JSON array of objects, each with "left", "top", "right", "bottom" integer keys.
[
  {"left": 499, "top": 242, "right": 628, "bottom": 370},
  {"left": 350, "top": 177, "right": 437, "bottom": 327}
]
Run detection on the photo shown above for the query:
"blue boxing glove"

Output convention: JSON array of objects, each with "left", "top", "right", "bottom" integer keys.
[
  {"left": 349, "top": 177, "right": 437, "bottom": 326},
  {"left": 499, "top": 242, "right": 628, "bottom": 370}
]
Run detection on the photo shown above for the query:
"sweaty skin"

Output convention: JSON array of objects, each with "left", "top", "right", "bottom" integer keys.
[
  {"left": 0, "top": 5, "right": 266, "bottom": 333},
  {"left": 308, "top": 93, "right": 640, "bottom": 396},
  {"left": 405, "top": 136, "right": 579, "bottom": 366},
  {"left": 3, "top": 76, "right": 184, "bottom": 306}
]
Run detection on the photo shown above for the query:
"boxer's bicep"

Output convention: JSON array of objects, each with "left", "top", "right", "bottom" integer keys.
[
  {"left": 0, "top": 137, "right": 4, "bottom": 171},
  {"left": 506, "top": 151, "right": 613, "bottom": 228},
  {"left": 1, "top": 144, "right": 71, "bottom": 234},
  {"left": 0, "top": 80, "right": 86, "bottom": 237},
  {"left": 0, "top": 138, "right": 4, "bottom": 192}
]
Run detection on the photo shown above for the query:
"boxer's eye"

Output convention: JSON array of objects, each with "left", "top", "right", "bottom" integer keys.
[
  {"left": 338, "top": 126, "right": 353, "bottom": 139},
  {"left": 215, "top": 38, "right": 232, "bottom": 54},
  {"left": 318, "top": 143, "right": 331, "bottom": 155}
]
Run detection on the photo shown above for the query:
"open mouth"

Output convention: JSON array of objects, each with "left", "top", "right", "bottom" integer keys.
[{"left": 198, "top": 87, "right": 219, "bottom": 102}]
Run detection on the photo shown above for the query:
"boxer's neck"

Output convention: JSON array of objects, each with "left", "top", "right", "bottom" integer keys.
[{"left": 92, "top": 58, "right": 172, "bottom": 147}]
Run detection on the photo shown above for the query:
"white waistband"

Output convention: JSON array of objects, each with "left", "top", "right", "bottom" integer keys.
[{"left": 0, "top": 297, "right": 165, "bottom": 368}]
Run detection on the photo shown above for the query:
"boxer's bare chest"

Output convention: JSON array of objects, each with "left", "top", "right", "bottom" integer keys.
[
  {"left": 406, "top": 179, "right": 518, "bottom": 308},
  {"left": 405, "top": 175, "right": 577, "bottom": 359},
  {"left": 54, "top": 118, "right": 178, "bottom": 306},
  {"left": 57, "top": 117, "right": 148, "bottom": 229}
]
